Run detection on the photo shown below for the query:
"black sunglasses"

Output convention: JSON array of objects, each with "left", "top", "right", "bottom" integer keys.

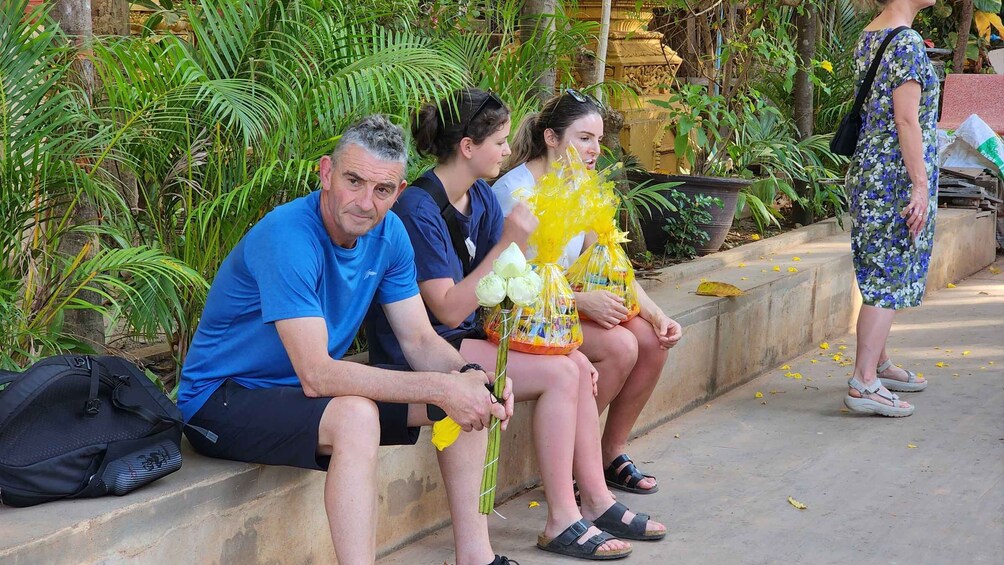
[
  {"left": 461, "top": 91, "right": 504, "bottom": 139},
  {"left": 545, "top": 89, "right": 601, "bottom": 130}
]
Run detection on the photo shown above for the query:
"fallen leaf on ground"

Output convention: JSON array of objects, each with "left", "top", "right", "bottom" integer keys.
[
  {"left": 755, "top": 391, "right": 763, "bottom": 398},
  {"left": 696, "top": 281, "right": 744, "bottom": 297},
  {"left": 840, "top": 408, "right": 850, "bottom": 413},
  {"left": 979, "top": 291, "right": 990, "bottom": 295},
  {"left": 907, "top": 444, "right": 917, "bottom": 449},
  {"left": 787, "top": 496, "right": 807, "bottom": 510},
  {"left": 528, "top": 501, "right": 540, "bottom": 508}
]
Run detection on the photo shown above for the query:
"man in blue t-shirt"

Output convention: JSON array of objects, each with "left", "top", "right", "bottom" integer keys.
[{"left": 178, "top": 116, "right": 514, "bottom": 565}]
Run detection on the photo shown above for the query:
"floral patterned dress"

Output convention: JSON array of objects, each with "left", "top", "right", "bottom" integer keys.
[{"left": 846, "top": 28, "right": 939, "bottom": 309}]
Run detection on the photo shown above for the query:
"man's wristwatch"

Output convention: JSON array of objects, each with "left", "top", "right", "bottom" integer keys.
[{"left": 459, "top": 363, "right": 485, "bottom": 373}]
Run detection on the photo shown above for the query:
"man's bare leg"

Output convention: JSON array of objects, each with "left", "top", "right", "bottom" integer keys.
[{"left": 318, "top": 396, "right": 382, "bottom": 564}]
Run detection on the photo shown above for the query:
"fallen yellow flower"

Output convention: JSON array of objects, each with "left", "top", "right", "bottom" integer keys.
[
  {"left": 832, "top": 354, "right": 842, "bottom": 361},
  {"left": 788, "top": 267, "right": 798, "bottom": 273},
  {"left": 528, "top": 501, "right": 540, "bottom": 508},
  {"left": 696, "top": 281, "right": 744, "bottom": 297},
  {"left": 989, "top": 265, "right": 1001, "bottom": 275},
  {"left": 772, "top": 265, "right": 781, "bottom": 272},
  {"left": 431, "top": 417, "right": 462, "bottom": 451},
  {"left": 838, "top": 345, "right": 847, "bottom": 351},
  {"left": 741, "top": 277, "right": 748, "bottom": 281},
  {"left": 936, "top": 362, "right": 947, "bottom": 368},
  {"left": 962, "top": 351, "right": 971, "bottom": 356},
  {"left": 738, "top": 263, "right": 746, "bottom": 268},
  {"left": 750, "top": 234, "right": 761, "bottom": 241},
  {"left": 810, "top": 359, "right": 819, "bottom": 364},
  {"left": 819, "top": 342, "right": 830, "bottom": 350},
  {"left": 787, "top": 496, "right": 807, "bottom": 510},
  {"left": 792, "top": 256, "right": 801, "bottom": 261},
  {"left": 947, "top": 283, "right": 957, "bottom": 288},
  {"left": 907, "top": 444, "right": 917, "bottom": 449},
  {"left": 781, "top": 364, "right": 791, "bottom": 370},
  {"left": 792, "top": 373, "right": 803, "bottom": 379},
  {"left": 755, "top": 391, "right": 763, "bottom": 398}
]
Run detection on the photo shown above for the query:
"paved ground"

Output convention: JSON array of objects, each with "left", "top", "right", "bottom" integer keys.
[{"left": 379, "top": 258, "right": 1004, "bottom": 565}]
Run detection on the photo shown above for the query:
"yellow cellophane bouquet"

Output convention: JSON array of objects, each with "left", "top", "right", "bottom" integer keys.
[
  {"left": 564, "top": 170, "right": 640, "bottom": 322},
  {"left": 485, "top": 155, "right": 590, "bottom": 355}
]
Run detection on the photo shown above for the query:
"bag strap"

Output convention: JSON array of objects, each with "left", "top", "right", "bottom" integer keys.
[
  {"left": 411, "top": 173, "right": 474, "bottom": 276},
  {"left": 852, "top": 26, "right": 911, "bottom": 114}
]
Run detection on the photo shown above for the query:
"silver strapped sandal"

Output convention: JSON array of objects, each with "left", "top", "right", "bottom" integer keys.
[
  {"left": 876, "top": 359, "right": 928, "bottom": 392},
  {"left": 844, "top": 377, "right": 915, "bottom": 417}
]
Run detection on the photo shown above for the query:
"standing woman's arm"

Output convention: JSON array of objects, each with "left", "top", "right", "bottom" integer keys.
[{"left": 891, "top": 79, "right": 929, "bottom": 239}]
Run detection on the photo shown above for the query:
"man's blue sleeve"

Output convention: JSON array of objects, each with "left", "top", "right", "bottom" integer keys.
[{"left": 376, "top": 213, "right": 421, "bottom": 305}]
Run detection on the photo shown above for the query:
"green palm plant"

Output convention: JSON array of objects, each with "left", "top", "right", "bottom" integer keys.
[{"left": 1, "top": 0, "right": 205, "bottom": 370}]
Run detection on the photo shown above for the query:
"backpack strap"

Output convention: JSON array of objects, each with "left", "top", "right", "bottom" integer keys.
[
  {"left": 411, "top": 173, "right": 474, "bottom": 276},
  {"left": 852, "top": 26, "right": 911, "bottom": 115}
]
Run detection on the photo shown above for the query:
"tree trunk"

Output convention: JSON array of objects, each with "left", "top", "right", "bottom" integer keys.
[
  {"left": 953, "top": 0, "right": 973, "bottom": 73},
  {"left": 793, "top": 5, "right": 816, "bottom": 225},
  {"left": 54, "top": 0, "right": 105, "bottom": 351},
  {"left": 592, "top": 0, "right": 611, "bottom": 99},
  {"left": 521, "top": 0, "right": 558, "bottom": 102},
  {"left": 91, "top": 0, "right": 129, "bottom": 35}
]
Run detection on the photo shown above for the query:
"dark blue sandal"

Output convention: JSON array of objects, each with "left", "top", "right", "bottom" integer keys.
[
  {"left": 536, "top": 518, "right": 632, "bottom": 561},
  {"left": 604, "top": 454, "right": 658, "bottom": 494},
  {"left": 593, "top": 501, "right": 666, "bottom": 541}
]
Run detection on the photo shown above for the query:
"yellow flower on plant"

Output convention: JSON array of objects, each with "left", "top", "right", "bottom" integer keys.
[
  {"left": 820, "top": 60, "right": 834, "bottom": 73},
  {"left": 431, "top": 417, "right": 462, "bottom": 451}
]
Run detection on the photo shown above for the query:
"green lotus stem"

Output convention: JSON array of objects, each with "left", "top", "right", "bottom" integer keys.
[{"left": 479, "top": 301, "right": 514, "bottom": 515}]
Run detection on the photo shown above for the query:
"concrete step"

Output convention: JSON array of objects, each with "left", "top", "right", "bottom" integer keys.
[{"left": 0, "top": 209, "right": 996, "bottom": 564}]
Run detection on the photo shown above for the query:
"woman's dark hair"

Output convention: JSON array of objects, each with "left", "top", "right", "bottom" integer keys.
[
  {"left": 412, "top": 88, "right": 510, "bottom": 163},
  {"left": 505, "top": 89, "right": 603, "bottom": 170}
]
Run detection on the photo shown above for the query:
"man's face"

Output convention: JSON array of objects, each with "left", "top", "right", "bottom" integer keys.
[{"left": 318, "top": 144, "right": 407, "bottom": 248}]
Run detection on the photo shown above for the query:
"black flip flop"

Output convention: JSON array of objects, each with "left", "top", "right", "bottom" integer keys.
[
  {"left": 536, "top": 518, "right": 632, "bottom": 561},
  {"left": 604, "top": 454, "right": 658, "bottom": 494},
  {"left": 593, "top": 501, "right": 666, "bottom": 541}
]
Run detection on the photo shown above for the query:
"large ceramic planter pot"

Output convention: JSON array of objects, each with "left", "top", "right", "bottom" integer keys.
[{"left": 630, "top": 173, "right": 750, "bottom": 256}]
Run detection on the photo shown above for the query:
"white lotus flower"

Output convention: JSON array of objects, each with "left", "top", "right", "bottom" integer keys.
[
  {"left": 506, "top": 274, "right": 541, "bottom": 307},
  {"left": 475, "top": 271, "right": 507, "bottom": 307},
  {"left": 493, "top": 242, "right": 527, "bottom": 279}
]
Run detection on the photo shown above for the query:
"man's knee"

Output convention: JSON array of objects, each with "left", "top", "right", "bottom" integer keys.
[{"left": 319, "top": 396, "right": 380, "bottom": 449}]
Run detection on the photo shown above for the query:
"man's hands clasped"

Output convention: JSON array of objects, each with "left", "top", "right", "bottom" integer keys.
[{"left": 442, "top": 368, "right": 514, "bottom": 433}]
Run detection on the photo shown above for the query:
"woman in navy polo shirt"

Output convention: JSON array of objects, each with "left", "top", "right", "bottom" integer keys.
[{"left": 366, "top": 88, "right": 665, "bottom": 560}]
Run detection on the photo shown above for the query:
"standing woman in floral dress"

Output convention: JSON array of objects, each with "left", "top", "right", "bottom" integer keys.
[{"left": 844, "top": 0, "right": 939, "bottom": 417}]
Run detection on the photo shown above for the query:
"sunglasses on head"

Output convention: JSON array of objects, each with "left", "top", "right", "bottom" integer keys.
[
  {"left": 545, "top": 88, "right": 601, "bottom": 130},
  {"left": 461, "top": 91, "right": 504, "bottom": 139}
]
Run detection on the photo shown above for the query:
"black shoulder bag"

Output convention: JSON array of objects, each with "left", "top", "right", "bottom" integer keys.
[{"left": 830, "top": 26, "right": 911, "bottom": 156}]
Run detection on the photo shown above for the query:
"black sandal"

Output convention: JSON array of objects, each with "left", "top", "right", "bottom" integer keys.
[
  {"left": 604, "top": 454, "right": 658, "bottom": 494},
  {"left": 593, "top": 501, "right": 666, "bottom": 541},
  {"left": 536, "top": 518, "right": 632, "bottom": 561}
]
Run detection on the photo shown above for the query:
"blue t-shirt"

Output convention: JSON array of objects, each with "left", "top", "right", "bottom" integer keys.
[
  {"left": 365, "top": 171, "right": 503, "bottom": 366},
  {"left": 178, "top": 190, "right": 419, "bottom": 421}
]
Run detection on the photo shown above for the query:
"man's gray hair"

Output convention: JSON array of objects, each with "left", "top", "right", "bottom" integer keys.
[{"left": 331, "top": 115, "right": 408, "bottom": 167}]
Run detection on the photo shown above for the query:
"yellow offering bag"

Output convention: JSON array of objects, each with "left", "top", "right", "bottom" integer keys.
[
  {"left": 566, "top": 230, "right": 640, "bottom": 322},
  {"left": 484, "top": 263, "right": 583, "bottom": 355},
  {"left": 485, "top": 158, "right": 587, "bottom": 354}
]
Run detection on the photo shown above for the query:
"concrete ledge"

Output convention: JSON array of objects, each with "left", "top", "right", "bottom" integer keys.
[{"left": 0, "top": 209, "right": 995, "bottom": 564}]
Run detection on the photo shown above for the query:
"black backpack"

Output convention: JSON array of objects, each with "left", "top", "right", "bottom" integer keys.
[{"left": 0, "top": 355, "right": 186, "bottom": 507}]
